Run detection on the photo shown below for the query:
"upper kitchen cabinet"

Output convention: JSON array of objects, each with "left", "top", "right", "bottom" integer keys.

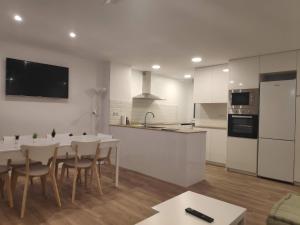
[
  {"left": 260, "top": 51, "right": 297, "bottom": 74},
  {"left": 229, "top": 56, "right": 259, "bottom": 89},
  {"left": 193, "top": 68, "right": 211, "bottom": 103},
  {"left": 193, "top": 65, "right": 228, "bottom": 103}
]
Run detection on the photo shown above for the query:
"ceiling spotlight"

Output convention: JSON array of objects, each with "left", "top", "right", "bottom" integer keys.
[
  {"left": 239, "top": 83, "right": 243, "bottom": 86},
  {"left": 222, "top": 68, "right": 230, "bottom": 73},
  {"left": 152, "top": 65, "right": 160, "bottom": 70},
  {"left": 14, "top": 14, "right": 23, "bottom": 22},
  {"left": 229, "top": 80, "right": 235, "bottom": 84},
  {"left": 69, "top": 32, "right": 77, "bottom": 38},
  {"left": 191, "top": 57, "right": 202, "bottom": 63},
  {"left": 184, "top": 74, "right": 192, "bottom": 79}
]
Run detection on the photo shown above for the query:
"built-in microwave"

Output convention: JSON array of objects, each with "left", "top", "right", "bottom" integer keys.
[{"left": 229, "top": 89, "right": 259, "bottom": 114}]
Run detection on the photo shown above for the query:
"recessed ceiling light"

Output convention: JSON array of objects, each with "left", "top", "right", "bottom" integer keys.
[
  {"left": 14, "top": 14, "right": 23, "bottom": 22},
  {"left": 229, "top": 80, "right": 235, "bottom": 84},
  {"left": 184, "top": 74, "right": 192, "bottom": 79},
  {"left": 152, "top": 65, "right": 160, "bottom": 70},
  {"left": 69, "top": 32, "right": 77, "bottom": 38},
  {"left": 222, "top": 68, "right": 230, "bottom": 73},
  {"left": 239, "top": 83, "right": 243, "bottom": 86},
  {"left": 191, "top": 57, "right": 202, "bottom": 63}
]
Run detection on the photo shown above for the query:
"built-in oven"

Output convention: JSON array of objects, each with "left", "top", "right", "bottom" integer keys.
[
  {"left": 228, "top": 114, "right": 258, "bottom": 139},
  {"left": 228, "top": 88, "right": 259, "bottom": 139},
  {"left": 229, "top": 89, "right": 259, "bottom": 115}
]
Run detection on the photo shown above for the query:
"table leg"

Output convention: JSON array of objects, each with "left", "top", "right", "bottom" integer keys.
[
  {"left": 238, "top": 218, "right": 245, "bottom": 225},
  {"left": 115, "top": 143, "right": 119, "bottom": 187}
]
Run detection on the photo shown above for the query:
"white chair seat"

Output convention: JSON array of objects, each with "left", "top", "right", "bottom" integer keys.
[
  {"left": 10, "top": 160, "right": 41, "bottom": 168},
  {"left": 56, "top": 154, "right": 75, "bottom": 161},
  {"left": 64, "top": 159, "right": 93, "bottom": 168},
  {"left": 15, "top": 164, "right": 49, "bottom": 177}
]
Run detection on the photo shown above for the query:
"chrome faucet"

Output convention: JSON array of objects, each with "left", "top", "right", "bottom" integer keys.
[{"left": 144, "top": 112, "right": 155, "bottom": 127}]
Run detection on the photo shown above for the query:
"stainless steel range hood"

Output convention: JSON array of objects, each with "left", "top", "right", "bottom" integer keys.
[{"left": 133, "top": 71, "right": 164, "bottom": 100}]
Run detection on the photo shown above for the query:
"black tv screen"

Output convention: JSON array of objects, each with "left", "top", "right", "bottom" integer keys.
[{"left": 6, "top": 58, "right": 69, "bottom": 98}]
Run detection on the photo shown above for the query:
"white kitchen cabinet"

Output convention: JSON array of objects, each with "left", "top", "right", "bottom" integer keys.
[
  {"left": 211, "top": 67, "right": 229, "bottom": 103},
  {"left": 193, "top": 68, "right": 211, "bottom": 103},
  {"left": 202, "top": 128, "right": 227, "bottom": 165},
  {"left": 227, "top": 137, "right": 258, "bottom": 174},
  {"left": 209, "top": 129, "right": 227, "bottom": 164},
  {"left": 229, "top": 57, "right": 260, "bottom": 89},
  {"left": 193, "top": 65, "right": 228, "bottom": 103},
  {"left": 297, "top": 51, "right": 300, "bottom": 96},
  {"left": 260, "top": 51, "right": 297, "bottom": 74},
  {"left": 294, "top": 97, "right": 300, "bottom": 182}
]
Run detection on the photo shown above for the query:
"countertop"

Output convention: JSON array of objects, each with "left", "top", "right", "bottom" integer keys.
[
  {"left": 195, "top": 125, "right": 227, "bottom": 129},
  {"left": 110, "top": 124, "right": 207, "bottom": 134}
]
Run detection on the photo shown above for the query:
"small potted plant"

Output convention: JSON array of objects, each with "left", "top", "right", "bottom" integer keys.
[
  {"left": 51, "top": 129, "right": 56, "bottom": 140},
  {"left": 15, "top": 135, "right": 19, "bottom": 144},
  {"left": 32, "top": 133, "right": 38, "bottom": 143}
]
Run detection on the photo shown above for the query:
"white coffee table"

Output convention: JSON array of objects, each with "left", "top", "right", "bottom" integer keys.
[{"left": 136, "top": 191, "right": 246, "bottom": 225}]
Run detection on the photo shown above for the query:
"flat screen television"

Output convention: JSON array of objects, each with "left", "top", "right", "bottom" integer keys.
[{"left": 6, "top": 58, "right": 69, "bottom": 98}]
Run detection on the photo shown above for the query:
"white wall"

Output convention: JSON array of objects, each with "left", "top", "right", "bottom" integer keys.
[
  {"left": 109, "top": 63, "right": 193, "bottom": 124},
  {"left": 0, "top": 40, "right": 110, "bottom": 137}
]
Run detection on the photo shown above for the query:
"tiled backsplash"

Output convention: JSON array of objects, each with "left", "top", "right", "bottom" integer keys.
[
  {"left": 110, "top": 100, "right": 178, "bottom": 124},
  {"left": 194, "top": 103, "right": 227, "bottom": 127}
]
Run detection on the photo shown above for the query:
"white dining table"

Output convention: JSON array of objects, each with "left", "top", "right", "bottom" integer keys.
[{"left": 0, "top": 135, "right": 121, "bottom": 187}]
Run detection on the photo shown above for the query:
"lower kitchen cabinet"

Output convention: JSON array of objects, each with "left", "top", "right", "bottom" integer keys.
[
  {"left": 227, "top": 137, "right": 258, "bottom": 174},
  {"left": 204, "top": 128, "right": 227, "bottom": 165}
]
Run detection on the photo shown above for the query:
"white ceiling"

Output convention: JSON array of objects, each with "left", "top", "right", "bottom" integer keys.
[{"left": 0, "top": 0, "right": 300, "bottom": 78}]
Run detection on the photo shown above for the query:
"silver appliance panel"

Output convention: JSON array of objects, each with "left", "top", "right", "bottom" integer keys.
[{"left": 228, "top": 88, "right": 259, "bottom": 115}]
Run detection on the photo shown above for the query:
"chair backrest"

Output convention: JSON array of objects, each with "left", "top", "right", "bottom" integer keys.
[
  {"left": 20, "top": 143, "right": 59, "bottom": 166},
  {"left": 71, "top": 140, "right": 100, "bottom": 158},
  {"left": 97, "top": 133, "right": 113, "bottom": 140},
  {"left": 19, "top": 135, "right": 33, "bottom": 145},
  {"left": 3, "top": 136, "right": 15, "bottom": 144}
]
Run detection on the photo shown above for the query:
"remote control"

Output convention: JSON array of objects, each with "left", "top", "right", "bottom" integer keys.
[{"left": 185, "top": 208, "right": 214, "bottom": 223}]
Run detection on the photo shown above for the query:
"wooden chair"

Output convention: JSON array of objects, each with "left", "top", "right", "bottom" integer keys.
[
  {"left": 0, "top": 155, "right": 13, "bottom": 208},
  {"left": 3, "top": 136, "right": 41, "bottom": 185},
  {"left": 46, "top": 133, "right": 75, "bottom": 179},
  {"left": 12, "top": 143, "right": 61, "bottom": 218},
  {"left": 95, "top": 134, "right": 113, "bottom": 178},
  {"left": 60, "top": 140, "right": 102, "bottom": 203}
]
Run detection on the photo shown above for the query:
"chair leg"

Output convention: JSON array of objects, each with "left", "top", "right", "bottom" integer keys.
[
  {"left": 72, "top": 169, "right": 78, "bottom": 203},
  {"left": 90, "top": 167, "right": 94, "bottom": 186},
  {"left": 0, "top": 177, "right": 4, "bottom": 199},
  {"left": 98, "top": 163, "right": 101, "bottom": 178},
  {"left": 66, "top": 168, "right": 69, "bottom": 179},
  {"left": 84, "top": 169, "right": 88, "bottom": 189},
  {"left": 50, "top": 174, "right": 61, "bottom": 208},
  {"left": 93, "top": 165, "right": 103, "bottom": 195},
  {"left": 11, "top": 171, "right": 18, "bottom": 195},
  {"left": 55, "top": 163, "right": 59, "bottom": 180},
  {"left": 40, "top": 176, "right": 47, "bottom": 198},
  {"left": 20, "top": 176, "right": 30, "bottom": 218},
  {"left": 77, "top": 169, "right": 82, "bottom": 184},
  {"left": 4, "top": 174, "right": 13, "bottom": 208},
  {"left": 59, "top": 165, "right": 66, "bottom": 192},
  {"left": 30, "top": 178, "right": 34, "bottom": 186}
]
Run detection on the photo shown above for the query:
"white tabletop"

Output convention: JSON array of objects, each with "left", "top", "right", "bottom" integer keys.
[
  {"left": 0, "top": 135, "right": 120, "bottom": 153},
  {"left": 136, "top": 191, "right": 246, "bottom": 225}
]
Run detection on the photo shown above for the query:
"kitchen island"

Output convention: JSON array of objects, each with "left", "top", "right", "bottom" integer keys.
[{"left": 110, "top": 125, "right": 207, "bottom": 187}]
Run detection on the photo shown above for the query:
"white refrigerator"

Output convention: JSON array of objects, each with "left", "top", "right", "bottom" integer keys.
[{"left": 258, "top": 79, "right": 296, "bottom": 182}]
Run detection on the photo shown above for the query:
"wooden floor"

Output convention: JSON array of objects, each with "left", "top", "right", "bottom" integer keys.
[{"left": 0, "top": 165, "right": 299, "bottom": 225}]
